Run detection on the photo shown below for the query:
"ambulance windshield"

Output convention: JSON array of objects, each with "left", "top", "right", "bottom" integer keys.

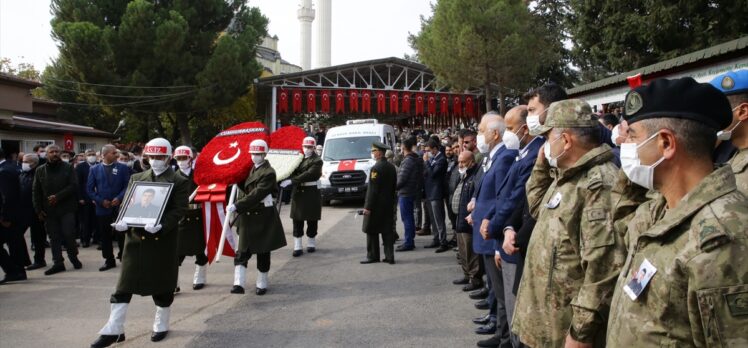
[{"left": 323, "top": 136, "right": 381, "bottom": 161}]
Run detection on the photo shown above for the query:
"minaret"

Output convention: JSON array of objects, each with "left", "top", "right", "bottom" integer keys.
[
  {"left": 315, "top": 0, "right": 332, "bottom": 68},
  {"left": 297, "top": 0, "right": 315, "bottom": 70}
]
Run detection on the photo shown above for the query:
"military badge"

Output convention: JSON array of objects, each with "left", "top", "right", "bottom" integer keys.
[
  {"left": 371, "top": 171, "right": 378, "bottom": 180},
  {"left": 625, "top": 91, "right": 644, "bottom": 116},
  {"left": 721, "top": 76, "right": 735, "bottom": 91}
]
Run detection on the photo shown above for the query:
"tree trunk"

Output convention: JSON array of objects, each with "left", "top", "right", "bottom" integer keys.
[
  {"left": 177, "top": 113, "right": 193, "bottom": 147},
  {"left": 497, "top": 81, "right": 506, "bottom": 116},
  {"left": 484, "top": 82, "right": 491, "bottom": 115}
]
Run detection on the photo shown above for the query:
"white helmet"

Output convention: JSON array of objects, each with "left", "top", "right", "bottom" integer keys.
[
  {"left": 249, "top": 139, "right": 268, "bottom": 154},
  {"left": 143, "top": 138, "right": 172, "bottom": 157},
  {"left": 173, "top": 145, "right": 193, "bottom": 158},
  {"left": 302, "top": 136, "right": 316, "bottom": 147}
]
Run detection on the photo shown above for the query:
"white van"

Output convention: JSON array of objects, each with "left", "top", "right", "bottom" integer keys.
[{"left": 319, "top": 119, "right": 396, "bottom": 204}]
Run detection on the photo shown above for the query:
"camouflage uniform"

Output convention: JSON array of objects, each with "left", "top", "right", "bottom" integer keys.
[
  {"left": 512, "top": 100, "right": 627, "bottom": 347},
  {"left": 606, "top": 165, "right": 748, "bottom": 347},
  {"left": 729, "top": 148, "right": 748, "bottom": 197}
]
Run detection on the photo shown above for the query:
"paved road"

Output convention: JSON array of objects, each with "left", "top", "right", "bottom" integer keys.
[{"left": 0, "top": 202, "right": 481, "bottom": 348}]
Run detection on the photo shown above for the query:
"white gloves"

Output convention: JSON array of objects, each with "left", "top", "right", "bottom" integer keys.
[
  {"left": 112, "top": 220, "right": 129, "bottom": 232},
  {"left": 280, "top": 180, "right": 292, "bottom": 188},
  {"left": 226, "top": 204, "right": 237, "bottom": 214},
  {"left": 144, "top": 223, "right": 162, "bottom": 234}
]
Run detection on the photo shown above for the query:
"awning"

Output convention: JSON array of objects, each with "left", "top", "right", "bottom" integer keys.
[{"left": 0, "top": 115, "right": 113, "bottom": 138}]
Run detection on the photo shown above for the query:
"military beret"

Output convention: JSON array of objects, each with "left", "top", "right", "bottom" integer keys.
[
  {"left": 623, "top": 77, "right": 732, "bottom": 131},
  {"left": 709, "top": 69, "right": 748, "bottom": 96},
  {"left": 371, "top": 141, "right": 388, "bottom": 151},
  {"left": 545, "top": 99, "right": 599, "bottom": 129}
]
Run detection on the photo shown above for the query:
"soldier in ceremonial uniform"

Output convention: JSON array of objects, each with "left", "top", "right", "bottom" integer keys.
[
  {"left": 607, "top": 78, "right": 748, "bottom": 347},
  {"left": 226, "top": 139, "right": 287, "bottom": 295},
  {"left": 90, "top": 138, "right": 189, "bottom": 347},
  {"left": 360, "top": 141, "right": 397, "bottom": 265},
  {"left": 281, "top": 136, "right": 323, "bottom": 257},
  {"left": 173, "top": 146, "right": 208, "bottom": 291}
]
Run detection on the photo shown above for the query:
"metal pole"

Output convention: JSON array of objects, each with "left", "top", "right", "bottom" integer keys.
[
  {"left": 271, "top": 86, "right": 278, "bottom": 132},
  {"left": 215, "top": 184, "right": 238, "bottom": 262}
]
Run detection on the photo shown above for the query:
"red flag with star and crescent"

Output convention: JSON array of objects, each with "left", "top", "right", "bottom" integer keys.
[
  {"left": 415, "top": 93, "right": 424, "bottom": 116},
  {"left": 306, "top": 90, "right": 316, "bottom": 113},
  {"left": 427, "top": 94, "right": 437, "bottom": 115},
  {"left": 402, "top": 93, "right": 411, "bottom": 115},
  {"left": 278, "top": 89, "right": 289, "bottom": 114},
  {"left": 389, "top": 92, "right": 399, "bottom": 114},
  {"left": 362, "top": 90, "right": 372, "bottom": 114},
  {"left": 350, "top": 90, "right": 359, "bottom": 113},
  {"left": 320, "top": 90, "right": 331, "bottom": 113},
  {"left": 292, "top": 90, "right": 302, "bottom": 113},
  {"left": 335, "top": 90, "right": 345, "bottom": 113},
  {"left": 376, "top": 91, "right": 386, "bottom": 114},
  {"left": 453, "top": 95, "right": 462, "bottom": 117}
]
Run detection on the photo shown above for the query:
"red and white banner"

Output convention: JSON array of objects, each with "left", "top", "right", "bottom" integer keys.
[
  {"left": 362, "top": 90, "right": 372, "bottom": 114},
  {"left": 465, "top": 95, "right": 474, "bottom": 118},
  {"left": 350, "top": 90, "right": 359, "bottom": 113},
  {"left": 306, "top": 90, "right": 316, "bottom": 113},
  {"left": 440, "top": 94, "right": 449, "bottom": 116},
  {"left": 63, "top": 133, "right": 74, "bottom": 152},
  {"left": 415, "top": 93, "right": 424, "bottom": 116},
  {"left": 389, "top": 92, "right": 399, "bottom": 114},
  {"left": 402, "top": 93, "right": 411, "bottom": 115},
  {"left": 278, "top": 89, "right": 289, "bottom": 113},
  {"left": 195, "top": 184, "right": 236, "bottom": 264},
  {"left": 376, "top": 91, "right": 386, "bottom": 114},
  {"left": 320, "top": 90, "right": 331, "bottom": 113},
  {"left": 335, "top": 90, "right": 345, "bottom": 114},
  {"left": 292, "top": 90, "right": 303, "bottom": 113},
  {"left": 453, "top": 95, "right": 462, "bottom": 117},
  {"left": 427, "top": 94, "right": 437, "bottom": 115}
]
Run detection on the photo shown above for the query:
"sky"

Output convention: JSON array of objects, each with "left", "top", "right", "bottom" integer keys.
[{"left": 0, "top": 0, "right": 433, "bottom": 72}]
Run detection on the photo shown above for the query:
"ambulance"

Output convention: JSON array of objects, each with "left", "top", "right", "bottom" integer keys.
[{"left": 319, "top": 119, "right": 396, "bottom": 204}]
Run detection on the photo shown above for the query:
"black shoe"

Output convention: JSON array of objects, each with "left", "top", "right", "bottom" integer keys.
[
  {"left": 0, "top": 273, "right": 27, "bottom": 284},
  {"left": 359, "top": 259, "right": 380, "bottom": 264},
  {"left": 383, "top": 258, "right": 395, "bottom": 264},
  {"left": 396, "top": 245, "right": 415, "bottom": 252},
  {"left": 435, "top": 245, "right": 450, "bottom": 253},
  {"left": 476, "top": 334, "right": 502, "bottom": 347},
  {"left": 82, "top": 241, "right": 91, "bottom": 248},
  {"left": 230, "top": 285, "right": 245, "bottom": 294},
  {"left": 474, "top": 299, "right": 490, "bottom": 310},
  {"left": 307, "top": 246, "right": 316, "bottom": 253},
  {"left": 292, "top": 250, "right": 303, "bottom": 257},
  {"left": 469, "top": 287, "right": 489, "bottom": 300},
  {"left": 453, "top": 276, "right": 469, "bottom": 285},
  {"left": 423, "top": 242, "right": 440, "bottom": 248},
  {"left": 26, "top": 262, "right": 46, "bottom": 271},
  {"left": 463, "top": 282, "right": 483, "bottom": 292},
  {"left": 44, "top": 263, "right": 66, "bottom": 276},
  {"left": 70, "top": 257, "right": 83, "bottom": 269},
  {"left": 472, "top": 313, "right": 491, "bottom": 325},
  {"left": 151, "top": 331, "right": 168, "bottom": 342},
  {"left": 90, "top": 334, "right": 125, "bottom": 348},
  {"left": 174, "top": 286, "right": 180, "bottom": 293},
  {"left": 193, "top": 283, "right": 205, "bottom": 290},
  {"left": 256, "top": 287, "right": 267, "bottom": 295},
  {"left": 99, "top": 262, "right": 116, "bottom": 272},
  {"left": 475, "top": 322, "right": 497, "bottom": 335}
]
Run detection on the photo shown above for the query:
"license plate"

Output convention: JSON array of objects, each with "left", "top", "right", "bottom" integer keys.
[{"left": 351, "top": 187, "right": 358, "bottom": 192}]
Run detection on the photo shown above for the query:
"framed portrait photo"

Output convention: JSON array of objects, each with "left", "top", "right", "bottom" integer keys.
[{"left": 115, "top": 181, "right": 174, "bottom": 228}]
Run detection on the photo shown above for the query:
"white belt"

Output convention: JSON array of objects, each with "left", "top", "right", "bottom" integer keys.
[
  {"left": 301, "top": 181, "right": 318, "bottom": 187},
  {"left": 262, "top": 194, "right": 274, "bottom": 207}
]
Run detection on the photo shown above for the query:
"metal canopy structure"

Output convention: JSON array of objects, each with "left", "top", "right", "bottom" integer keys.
[{"left": 254, "top": 57, "right": 485, "bottom": 131}]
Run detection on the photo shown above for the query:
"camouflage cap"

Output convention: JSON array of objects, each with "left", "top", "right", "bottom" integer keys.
[{"left": 545, "top": 99, "right": 599, "bottom": 129}]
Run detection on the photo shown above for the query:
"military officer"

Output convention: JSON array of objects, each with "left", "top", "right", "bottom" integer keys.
[
  {"left": 360, "top": 141, "right": 397, "bottom": 265},
  {"left": 226, "top": 139, "right": 287, "bottom": 295},
  {"left": 280, "top": 136, "right": 323, "bottom": 257},
  {"left": 606, "top": 77, "right": 748, "bottom": 347},
  {"left": 173, "top": 146, "right": 208, "bottom": 291},
  {"left": 512, "top": 99, "right": 626, "bottom": 347},
  {"left": 90, "top": 138, "right": 189, "bottom": 347},
  {"left": 710, "top": 69, "right": 748, "bottom": 196}
]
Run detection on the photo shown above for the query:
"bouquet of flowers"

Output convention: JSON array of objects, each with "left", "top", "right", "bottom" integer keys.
[{"left": 266, "top": 126, "right": 306, "bottom": 182}]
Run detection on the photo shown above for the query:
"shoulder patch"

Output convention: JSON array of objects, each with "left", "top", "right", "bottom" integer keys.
[
  {"left": 371, "top": 171, "right": 378, "bottom": 180},
  {"left": 697, "top": 219, "right": 732, "bottom": 252},
  {"left": 587, "top": 208, "right": 607, "bottom": 222},
  {"left": 586, "top": 168, "right": 604, "bottom": 190}
]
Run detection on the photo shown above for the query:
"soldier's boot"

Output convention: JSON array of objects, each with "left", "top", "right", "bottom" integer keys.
[
  {"left": 292, "top": 238, "right": 303, "bottom": 257},
  {"left": 193, "top": 265, "right": 206, "bottom": 290},
  {"left": 150, "top": 306, "right": 170, "bottom": 342},
  {"left": 307, "top": 238, "right": 316, "bottom": 253},
  {"left": 256, "top": 272, "right": 268, "bottom": 296},
  {"left": 91, "top": 303, "right": 128, "bottom": 348},
  {"left": 230, "top": 265, "right": 246, "bottom": 294},
  {"left": 174, "top": 272, "right": 180, "bottom": 293}
]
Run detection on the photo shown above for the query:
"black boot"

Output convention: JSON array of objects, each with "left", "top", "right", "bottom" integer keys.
[
  {"left": 26, "top": 261, "right": 46, "bottom": 271},
  {"left": 90, "top": 334, "right": 125, "bottom": 348},
  {"left": 230, "top": 285, "right": 245, "bottom": 294},
  {"left": 70, "top": 256, "right": 83, "bottom": 269},
  {"left": 44, "top": 263, "right": 66, "bottom": 276},
  {"left": 151, "top": 331, "right": 168, "bottom": 342}
]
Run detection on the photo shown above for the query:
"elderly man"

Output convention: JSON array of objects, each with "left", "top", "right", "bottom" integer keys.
[
  {"left": 606, "top": 78, "right": 748, "bottom": 347},
  {"left": 20, "top": 154, "right": 46, "bottom": 271},
  {"left": 512, "top": 99, "right": 624, "bottom": 347},
  {"left": 452, "top": 150, "right": 481, "bottom": 290}
]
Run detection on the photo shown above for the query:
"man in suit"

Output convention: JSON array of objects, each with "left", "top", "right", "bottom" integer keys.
[
  {"left": 423, "top": 138, "right": 450, "bottom": 252},
  {"left": 20, "top": 153, "right": 46, "bottom": 271},
  {"left": 0, "top": 147, "right": 27, "bottom": 284},
  {"left": 361, "top": 141, "right": 397, "bottom": 264},
  {"left": 87, "top": 144, "right": 131, "bottom": 271},
  {"left": 77, "top": 148, "right": 99, "bottom": 247}
]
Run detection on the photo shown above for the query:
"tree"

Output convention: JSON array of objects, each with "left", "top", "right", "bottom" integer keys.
[
  {"left": 49, "top": 0, "right": 268, "bottom": 146},
  {"left": 529, "top": 0, "right": 578, "bottom": 88},
  {"left": 568, "top": 0, "right": 748, "bottom": 82},
  {"left": 410, "top": 0, "right": 556, "bottom": 115}
]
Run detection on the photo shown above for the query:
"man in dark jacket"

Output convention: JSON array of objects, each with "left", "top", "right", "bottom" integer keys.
[
  {"left": 423, "top": 139, "right": 449, "bottom": 252},
  {"left": 32, "top": 144, "right": 82, "bottom": 276},
  {"left": 452, "top": 151, "right": 481, "bottom": 290},
  {"left": 282, "top": 137, "right": 323, "bottom": 257},
  {"left": 20, "top": 153, "right": 46, "bottom": 270},
  {"left": 0, "top": 148, "right": 27, "bottom": 284},
  {"left": 361, "top": 141, "right": 397, "bottom": 264},
  {"left": 77, "top": 148, "right": 99, "bottom": 247},
  {"left": 395, "top": 137, "right": 423, "bottom": 251},
  {"left": 444, "top": 142, "right": 459, "bottom": 235}
]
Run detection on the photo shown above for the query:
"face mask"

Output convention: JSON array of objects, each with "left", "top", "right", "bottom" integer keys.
[
  {"left": 611, "top": 124, "right": 621, "bottom": 145},
  {"left": 620, "top": 132, "right": 665, "bottom": 190},
  {"left": 371, "top": 153, "right": 377, "bottom": 161},
  {"left": 502, "top": 130, "right": 521, "bottom": 150},
  {"left": 543, "top": 135, "right": 565, "bottom": 168},
  {"left": 717, "top": 105, "right": 743, "bottom": 141},
  {"left": 21, "top": 163, "right": 31, "bottom": 172},
  {"left": 87, "top": 155, "right": 97, "bottom": 163},
  {"left": 150, "top": 159, "right": 168, "bottom": 175},
  {"left": 476, "top": 134, "right": 490, "bottom": 154},
  {"left": 458, "top": 167, "right": 467, "bottom": 175},
  {"left": 527, "top": 115, "right": 541, "bottom": 133},
  {"left": 177, "top": 160, "right": 191, "bottom": 170},
  {"left": 38, "top": 151, "right": 46, "bottom": 158},
  {"left": 304, "top": 148, "right": 314, "bottom": 157},
  {"left": 118, "top": 160, "right": 129, "bottom": 165},
  {"left": 251, "top": 154, "right": 265, "bottom": 165}
]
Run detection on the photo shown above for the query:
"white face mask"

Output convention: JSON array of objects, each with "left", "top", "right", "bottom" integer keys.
[
  {"left": 118, "top": 160, "right": 128, "bottom": 165},
  {"left": 370, "top": 153, "right": 377, "bottom": 161},
  {"left": 177, "top": 160, "right": 191, "bottom": 170},
  {"left": 717, "top": 105, "right": 742, "bottom": 141},
  {"left": 620, "top": 132, "right": 665, "bottom": 190},
  {"left": 304, "top": 148, "right": 314, "bottom": 157},
  {"left": 38, "top": 151, "right": 46, "bottom": 159},
  {"left": 502, "top": 130, "right": 521, "bottom": 150},
  {"left": 476, "top": 134, "right": 490, "bottom": 154},
  {"left": 150, "top": 159, "right": 168, "bottom": 175},
  {"left": 61, "top": 158, "right": 70, "bottom": 163},
  {"left": 611, "top": 124, "right": 621, "bottom": 145},
  {"left": 458, "top": 167, "right": 467, "bottom": 175},
  {"left": 251, "top": 154, "right": 265, "bottom": 166},
  {"left": 86, "top": 155, "right": 97, "bottom": 163},
  {"left": 21, "top": 163, "right": 32, "bottom": 172},
  {"left": 543, "top": 135, "right": 565, "bottom": 168}
]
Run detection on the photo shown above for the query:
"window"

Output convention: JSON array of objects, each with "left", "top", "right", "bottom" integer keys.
[
  {"left": 23, "top": 140, "right": 54, "bottom": 153},
  {"left": 78, "top": 142, "right": 96, "bottom": 154}
]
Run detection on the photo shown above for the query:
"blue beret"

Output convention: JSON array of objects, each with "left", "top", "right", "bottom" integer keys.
[{"left": 709, "top": 69, "right": 748, "bottom": 96}]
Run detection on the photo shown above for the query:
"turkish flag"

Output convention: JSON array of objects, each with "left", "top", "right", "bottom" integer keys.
[
  {"left": 453, "top": 95, "right": 462, "bottom": 117},
  {"left": 402, "top": 93, "right": 411, "bottom": 115},
  {"left": 465, "top": 95, "right": 474, "bottom": 117},
  {"left": 362, "top": 90, "right": 372, "bottom": 114},
  {"left": 321, "top": 90, "right": 331, "bottom": 113},
  {"left": 292, "top": 90, "right": 302, "bottom": 113},
  {"left": 440, "top": 94, "right": 449, "bottom": 116},
  {"left": 415, "top": 93, "right": 424, "bottom": 116},
  {"left": 63, "top": 133, "right": 74, "bottom": 151},
  {"left": 627, "top": 73, "right": 642, "bottom": 89},
  {"left": 427, "top": 94, "right": 436, "bottom": 115},
  {"left": 335, "top": 90, "right": 345, "bottom": 114},
  {"left": 306, "top": 90, "right": 316, "bottom": 113},
  {"left": 389, "top": 92, "right": 399, "bottom": 114},
  {"left": 278, "top": 89, "right": 289, "bottom": 113},
  {"left": 376, "top": 91, "right": 386, "bottom": 114},
  {"left": 350, "top": 90, "right": 359, "bottom": 113}
]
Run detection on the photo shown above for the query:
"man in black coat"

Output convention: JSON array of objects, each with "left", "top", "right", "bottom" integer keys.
[
  {"left": 361, "top": 142, "right": 397, "bottom": 264},
  {"left": 0, "top": 147, "right": 27, "bottom": 284},
  {"left": 20, "top": 154, "right": 46, "bottom": 270},
  {"left": 422, "top": 139, "right": 449, "bottom": 252},
  {"left": 395, "top": 137, "right": 423, "bottom": 251},
  {"left": 77, "top": 149, "right": 99, "bottom": 247},
  {"left": 452, "top": 151, "right": 482, "bottom": 290}
]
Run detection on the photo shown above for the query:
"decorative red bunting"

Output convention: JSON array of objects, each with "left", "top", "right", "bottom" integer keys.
[
  {"left": 439, "top": 94, "right": 449, "bottom": 116},
  {"left": 335, "top": 90, "right": 345, "bottom": 114},
  {"left": 278, "top": 89, "right": 289, "bottom": 113},
  {"left": 465, "top": 95, "right": 474, "bottom": 117},
  {"left": 376, "top": 91, "right": 386, "bottom": 114},
  {"left": 306, "top": 90, "right": 316, "bottom": 113},
  {"left": 292, "top": 90, "right": 303, "bottom": 113},
  {"left": 389, "top": 92, "right": 399, "bottom": 114},
  {"left": 320, "top": 90, "right": 331, "bottom": 113},
  {"left": 402, "top": 93, "right": 411, "bottom": 115},
  {"left": 349, "top": 90, "right": 359, "bottom": 113},
  {"left": 415, "top": 93, "right": 424, "bottom": 116},
  {"left": 453, "top": 95, "right": 462, "bottom": 117},
  {"left": 362, "top": 90, "right": 371, "bottom": 113},
  {"left": 427, "top": 94, "right": 436, "bottom": 115}
]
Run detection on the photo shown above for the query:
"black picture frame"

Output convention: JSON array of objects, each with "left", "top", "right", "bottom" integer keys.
[{"left": 115, "top": 181, "right": 174, "bottom": 228}]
